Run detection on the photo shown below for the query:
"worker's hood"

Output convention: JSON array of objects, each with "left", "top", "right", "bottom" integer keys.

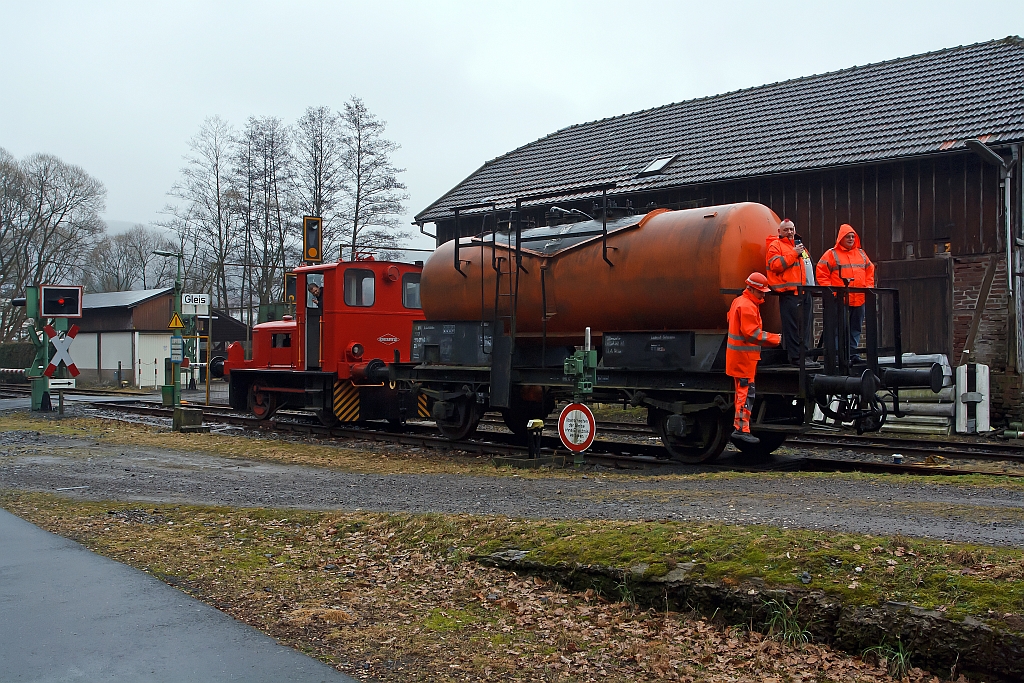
[{"left": 835, "top": 223, "right": 861, "bottom": 251}]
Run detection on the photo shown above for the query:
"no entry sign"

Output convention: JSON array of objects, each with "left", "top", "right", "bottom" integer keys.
[{"left": 558, "top": 403, "right": 596, "bottom": 452}]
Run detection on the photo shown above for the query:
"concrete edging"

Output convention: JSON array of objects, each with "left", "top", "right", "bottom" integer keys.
[{"left": 476, "top": 550, "right": 1024, "bottom": 682}]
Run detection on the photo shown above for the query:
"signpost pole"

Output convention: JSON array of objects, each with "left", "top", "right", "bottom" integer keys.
[
  {"left": 173, "top": 256, "right": 182, "bottom": 406},
  {"left": 205, "top": 291, "right": 212, "bottom": 406}
]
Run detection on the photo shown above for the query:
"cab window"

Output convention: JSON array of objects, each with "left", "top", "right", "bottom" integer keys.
[
  {"left": 272, "top": 333, "right": 291, "bottom": 348},
  {"left": 344, "top": 268, "right": 375, "bottom": 307},
  {"left": 402, "top": 273, "right": 421, "bottom": 309}
]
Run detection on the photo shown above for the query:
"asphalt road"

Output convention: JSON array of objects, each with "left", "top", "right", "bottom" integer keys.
[
  {"left": 0, "top": 507, "right": 358, "bottom": 683},
  {"left": 2, "top": 428, "right": 1022, "bottom": 547}
]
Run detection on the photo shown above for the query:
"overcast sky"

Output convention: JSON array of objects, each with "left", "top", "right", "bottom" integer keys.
[{"left": 3, "top": 0, "right": 1023, "bottom": 252}]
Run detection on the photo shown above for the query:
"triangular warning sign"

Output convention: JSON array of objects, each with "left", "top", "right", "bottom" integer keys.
[{"left": 168, "top": 312, "right": 185, "bottom": 329}]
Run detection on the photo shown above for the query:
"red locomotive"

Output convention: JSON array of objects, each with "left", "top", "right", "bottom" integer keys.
[{"left": 215, "top": 257, "right": 428, "bottom": 425}]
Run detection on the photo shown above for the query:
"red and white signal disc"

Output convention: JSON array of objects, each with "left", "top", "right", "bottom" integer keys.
[{"left": 558, "top": 403, "right": 596, "bottom": 453}]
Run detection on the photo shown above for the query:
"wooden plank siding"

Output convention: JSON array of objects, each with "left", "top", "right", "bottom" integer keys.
[{"left": 434, "top": 152, "right": 1002, "bottom": 263}]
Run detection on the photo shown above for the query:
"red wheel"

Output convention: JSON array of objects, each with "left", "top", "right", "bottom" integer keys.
[{"left": 248, "top": 388, "right": 277, "bottom": 420}]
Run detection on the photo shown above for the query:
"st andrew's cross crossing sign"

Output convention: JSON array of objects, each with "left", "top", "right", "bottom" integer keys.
[{"left": 43, "top": 324, "right": 81, "bottom": 378}]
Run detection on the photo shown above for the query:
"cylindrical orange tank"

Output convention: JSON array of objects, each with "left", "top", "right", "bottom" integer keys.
[{"left": 421, "top": 202, "right": 781, "bottom": 338}]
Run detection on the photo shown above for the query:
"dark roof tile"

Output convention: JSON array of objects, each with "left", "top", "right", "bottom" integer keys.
[{"left": 416, "top": 37, "right": 1024, "bottom": 222}]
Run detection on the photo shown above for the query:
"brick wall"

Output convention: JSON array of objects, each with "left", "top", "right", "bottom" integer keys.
[{"left": 952, "top": 255, "right": 1023, "bottom": 422}]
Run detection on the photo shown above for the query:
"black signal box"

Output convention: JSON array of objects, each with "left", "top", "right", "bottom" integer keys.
[
  {"left": 40, "top": 285, "right": 83, "bottom": 318},
  {"left": 302, "top": 216, "right": 323, "bottom": 263}
]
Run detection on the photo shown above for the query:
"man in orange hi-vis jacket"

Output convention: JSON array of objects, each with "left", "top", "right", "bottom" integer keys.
[
  {"left": 816, "top": 224, "right": 875, "bottom": 361},
  {"left": 766, "top": 218, "right": 816, "bottom": 366},
  {"left": 726, "top": 273, "right": 782, "bottom": 446}
]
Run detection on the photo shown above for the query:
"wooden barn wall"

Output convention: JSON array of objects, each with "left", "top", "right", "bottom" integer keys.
[
  {"left": 435, "top": 152, "right": 1002, "bottom": 260},
  {"left": 668, "top": 154, "right": 1002, "bottom": 260},
  {"left": 131, "top": 295, "right": 175, "bottom": 331}
]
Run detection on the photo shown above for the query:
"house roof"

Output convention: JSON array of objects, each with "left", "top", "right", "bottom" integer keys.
[
  {"left": 83, "top": 288, "right": 172, "bottom": 309},
  {"left": 415, "top": 37, "right": 1024, "bottom": 223}
]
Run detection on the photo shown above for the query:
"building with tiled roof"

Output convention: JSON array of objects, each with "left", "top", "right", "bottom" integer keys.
[{"left": 417, "top": 37, "right": 1024, "bottom": 419}]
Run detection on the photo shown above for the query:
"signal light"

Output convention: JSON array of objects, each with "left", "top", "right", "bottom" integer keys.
[
  {"left": 284, "top": 272, "right": 297, "bottom": 303},
  {"left": 302, "top": 216, "right": 323, "bottom": 263},
  {"left": 40, "top": 286, "right": 83, "bottom": 318}
]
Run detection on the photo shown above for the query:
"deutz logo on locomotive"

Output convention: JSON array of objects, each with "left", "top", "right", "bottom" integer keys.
[{"left": 377, "top": 334, "right": 400, "bottom": 345}]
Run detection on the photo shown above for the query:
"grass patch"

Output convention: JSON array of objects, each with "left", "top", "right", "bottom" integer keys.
[{"left": 0, "top": 491, "right": 939, "bottom": 682}]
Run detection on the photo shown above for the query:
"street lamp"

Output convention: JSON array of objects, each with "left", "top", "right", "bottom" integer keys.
[{"left": 153, "top": 250, "right": 184, "bottom": 406}]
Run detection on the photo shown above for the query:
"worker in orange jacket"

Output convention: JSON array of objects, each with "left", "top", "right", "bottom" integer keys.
[
  {"left": 726, "top": 273, "right": 782, "bottom": 446},
  {"left": 766, "top": 218, "right": 816, "bottom": 366},
  {"left": 816, "top": 224, "right": 875, "bottom": 361}
]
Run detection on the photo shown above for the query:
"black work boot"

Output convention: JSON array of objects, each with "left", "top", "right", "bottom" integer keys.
[{"left": 730, "top": 430, "right": 760, "bottom": 446}]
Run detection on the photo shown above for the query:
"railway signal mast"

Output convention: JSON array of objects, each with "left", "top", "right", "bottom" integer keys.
[{"left": 11, "top": 285, "right": 83, "bottom": 413}]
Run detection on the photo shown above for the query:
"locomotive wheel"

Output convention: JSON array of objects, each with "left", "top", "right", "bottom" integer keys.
[
  {"left": 733, "top": 432, "right": 788, "bottom": 458},
  {"left": 248, "top": 388, "right": 278, "bottom": 421},
  {"left": 648, "top": 408, "right": 731, "bottom": 464},
  {"left": 436, "top": 399, "right": 480, "bottom": 441},
  {"left": 315, "top": 409, "right": 340, "bottom": 428}
]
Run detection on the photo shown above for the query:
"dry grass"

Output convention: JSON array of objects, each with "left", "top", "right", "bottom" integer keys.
[{"left": 0, "top": 492, "right": 949, "bottom": 683}]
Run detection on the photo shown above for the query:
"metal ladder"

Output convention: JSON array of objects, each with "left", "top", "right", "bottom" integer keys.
[{"left": 488, "top": 207, "right": 522, "bottom": 409}]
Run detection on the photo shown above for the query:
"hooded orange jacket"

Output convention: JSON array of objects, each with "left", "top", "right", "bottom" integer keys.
[
  {"left": 726, "top": 289, "right": 781, "bottom": 378},
  {"left": 815, "top": 224, "right": 875, "bottom": 306}
]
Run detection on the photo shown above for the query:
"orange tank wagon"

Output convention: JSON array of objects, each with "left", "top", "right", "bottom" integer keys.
[{"left": 391, "top": 201, "right": 942, "bottom": 462}]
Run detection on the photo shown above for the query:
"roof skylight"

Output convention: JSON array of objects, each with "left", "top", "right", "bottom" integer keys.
[{"left": 637, "top": 155, "right": 677, "bottom": 177}]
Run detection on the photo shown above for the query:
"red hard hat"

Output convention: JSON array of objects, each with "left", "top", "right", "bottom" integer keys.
[{"left": 745, "top": 272, "right": 771, "bottom": 292}]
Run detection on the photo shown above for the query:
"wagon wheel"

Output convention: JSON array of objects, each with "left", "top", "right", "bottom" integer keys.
[
  {"left": 436, "top": 398, "right": 480, "bottom": 441},
  {"left": 733, "top": 432, "right": 788, "bottom": 458},
  {"left": 648, "top": 408, "right": 730, "bottom": 464},
  {"left": 248, "top": 388, "right": 278, "bottom": 421}
]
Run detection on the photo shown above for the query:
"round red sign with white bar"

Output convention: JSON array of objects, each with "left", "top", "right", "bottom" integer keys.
[{"left": 558, "top": 403, "right": 596, "bottom": 452}]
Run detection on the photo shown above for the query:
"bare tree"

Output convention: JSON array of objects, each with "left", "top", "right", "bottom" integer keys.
[
  {"left": 235, "top": 116, "right": 295, "bottom": 311},
  {"left": 0, "top": 148, "right": 105, "bottom": 341},
  {"left": 87, "top": 233, "right": 138, "bottom": 292},
  {"left": 165, "top": 116, "right": 236, "bottom": 306},
  {"left": 119, "top": 224, "right": 176, "bottom": 290},
  {"left": 337, "top": 97, "right": 409, "bottom": 260},
  {"left": 294, "top": 106, "right": 345, "bottom": 259},
  {"left": 86, "top": 224, "right": 176, "bottom": 293}
]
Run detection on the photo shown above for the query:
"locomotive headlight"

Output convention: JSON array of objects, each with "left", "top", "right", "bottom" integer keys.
[{"left": 349, "top": 342, "right": 364, "bottom": 359}]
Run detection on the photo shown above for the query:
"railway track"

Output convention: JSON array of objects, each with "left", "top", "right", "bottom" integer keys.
[
  {"left": 480, "top": 416, "right": 1024, "bottom": 464},
  {"left": 0, "top": 385, "right": 150, "bottom": 398},
  {"left": 81, "top": 399, "right": 1024, "bottom": 478}
]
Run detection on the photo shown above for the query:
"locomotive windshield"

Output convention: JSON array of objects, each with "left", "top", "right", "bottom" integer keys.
[
  {"left": 402, "top": 273, "right": 421, "bottom": 309},
  {"left": 344, "top": 268, "right": 375, "bottom": 307}
]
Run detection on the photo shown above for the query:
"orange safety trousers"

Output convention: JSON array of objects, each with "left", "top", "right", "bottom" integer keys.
[{"left": 733, "top": 377, "right": 755, "bottom": 433}]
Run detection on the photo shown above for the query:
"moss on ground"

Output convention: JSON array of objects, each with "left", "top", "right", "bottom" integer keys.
[
  {"left": 4, "top": 491, "right": 1017, "bottom": 681},
  {"left": 6, "top": 492, "right": 1014, "bottom": 625}
]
